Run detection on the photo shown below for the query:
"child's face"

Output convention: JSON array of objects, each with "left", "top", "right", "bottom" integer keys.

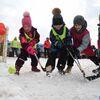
[
  {"left": 53, "top": 25, "right": 63, "bottom": 30},
  {"left": 23, "top": 25, "right": 32, "bottom": 33},
  {"left": 74, "top": 24, "right": 82, "bottom": 32}
]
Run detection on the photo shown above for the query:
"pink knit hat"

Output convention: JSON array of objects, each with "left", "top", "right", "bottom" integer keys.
[{"left": 22, "top": 11, "right": 32, "bottom": 26}]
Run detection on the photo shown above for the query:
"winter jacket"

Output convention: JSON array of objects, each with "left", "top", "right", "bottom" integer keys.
[
  {"left": 70, "top": 26, "right": 95, "bottom": 56},
  {"left": 44, "top": 40, "right": 51, "bottom": 49},
  {"left": 11, "top": 40, "right": 19, "bottom": 48},
  {"left": 19, "top": 27, "right": 40, "bottom": 50},
  {"left": 50, "top": 25, "right": 72, "bottom": 51}
]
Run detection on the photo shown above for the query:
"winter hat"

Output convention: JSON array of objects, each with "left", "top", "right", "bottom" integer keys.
[
  {"left": 22, "top": 11, "right": 32, "bottom": 26},
  {"left": 46, "top": 37, "right": 49, "bottom": 40},
  {"left": 52, "top": 8, "right": 64, "bottom": 25},
  {"left": 73, "top": 15, "right": 85, "bottom": 26}
]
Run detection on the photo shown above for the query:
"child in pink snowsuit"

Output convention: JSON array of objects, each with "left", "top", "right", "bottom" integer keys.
[{"left": 15, "top": 11, "right": 40, "bottom": 75}]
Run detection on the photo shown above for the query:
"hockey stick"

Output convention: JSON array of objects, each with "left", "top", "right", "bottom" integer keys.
[
  {"left": 66, "top": 48, "right": 86, "bottom": 78},
  {"left": 56, "top": 35, "right": 86, "bottom": 78},
  {"left": 34, "top": 53, "right": 46, "bottom": 72}
]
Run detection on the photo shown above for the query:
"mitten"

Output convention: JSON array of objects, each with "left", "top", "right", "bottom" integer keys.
[
  {"left": 74, "top": 48, "right": 80, "bottom": 56},
  {"left": 26, "top": 46, "right": 37, "bottom": 55},
  {"left": 54, "top": 41, "right": 62, "bottom": 48}
]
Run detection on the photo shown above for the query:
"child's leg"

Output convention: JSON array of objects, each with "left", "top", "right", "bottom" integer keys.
[
  {"left": 45, "top": 51, "right": 57, "bottom": 72},
  {"left": 47, "top": 48, "right": 50, "bottom": 58},
  {"left": 44, "top": 48, "right": 46, "bottom": 58},
  {"left": 89, "top": 55, "right": 100, "bottom": 73},
  {"left": 15, "top": 49, "right": 28, "bottom": 74},
  {"left": 89, "top": 55, "right": 100, "bottom": 66},
  {"left": 30, "top": 54, "right": 40, "bottom": 72},
  {"left": 64, "top": 50, "right": 74, "bottom": 73},
  {"left": 56, "top": 48, "right": 67, "bottom": 71}
]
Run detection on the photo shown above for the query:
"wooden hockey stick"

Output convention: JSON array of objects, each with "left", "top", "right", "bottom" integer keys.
[{"left": 34, "top": 53, "right": 46, "bottom": 72}]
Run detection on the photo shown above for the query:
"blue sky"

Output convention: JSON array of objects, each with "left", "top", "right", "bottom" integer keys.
[{"left": 0, "top": 0, "right": 100, "bottom": 46}]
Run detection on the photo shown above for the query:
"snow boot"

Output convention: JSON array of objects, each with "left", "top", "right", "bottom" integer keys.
[
  {"left": 15, "top": 65, "right": 21, "bottom": 75},
  {"left": 58, "top": 70, "right": 64, "bottom": 75},
  {"left": 15, "top": 70, "right": 19, "bottom": 75},
  {"left": 57, "top": 64, "right": 65, "bottom": 75},
  {"left": 92, "top": 67, "right": 100, "bottom": 73},
  {"left": 46, "top": 65, "right": 53, "bottom": 76},
  {"left": 46, "top": 65, "right": 52, "bottom": 72},
  {"left": 31, "top": 66, "right": 40, "bottom": 72},
  {"left": 64, "top": 66, "right": 72, "bottom": 74}
]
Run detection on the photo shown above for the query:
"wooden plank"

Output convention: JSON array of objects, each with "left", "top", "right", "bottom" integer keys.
[{"left": 0, "top": 27, "right": 8, "bottom": 62}]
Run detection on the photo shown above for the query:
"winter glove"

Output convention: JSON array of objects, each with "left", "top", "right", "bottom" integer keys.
[
  {"left": 26, "top": 46, "right": 37, "bottom": 55},
  {"left": 54, "top": 41, "right": 62, "bottom": 48},
  {"left": 67, "top": 45, "right": 73, "bottom": 51},
  {"left": 29, "top": 39, "right": 37, "bottom": 47},
  {"left": 61, "top": 42, "right": 67, "bottom": 49},
  {"left": 74, "top": 48, "right": 80, "bottom": 57}
]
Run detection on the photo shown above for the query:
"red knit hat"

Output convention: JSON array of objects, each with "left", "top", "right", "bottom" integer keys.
[{"left": 22, "top": 11, "right": 32, "bottom": 26}]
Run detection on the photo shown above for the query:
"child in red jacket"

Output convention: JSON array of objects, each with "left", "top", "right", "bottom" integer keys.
[
  {"left": 43, "top": 37, "right": 51, "bottom": 58},
  {"left": 64, "top": 15, "right": 100, "bottom": 74},
  {"left": 15, "top": 11, "right": 40, "bottom": 75}
]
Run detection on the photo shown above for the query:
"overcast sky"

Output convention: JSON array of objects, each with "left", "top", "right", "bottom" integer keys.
[{"left": 0, "top": 0, "right": 100, "bottom": 46}]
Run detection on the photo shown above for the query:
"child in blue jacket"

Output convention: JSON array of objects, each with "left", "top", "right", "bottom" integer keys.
[{"left": 45, "top": 8, "right": 74, "bottom": 75}]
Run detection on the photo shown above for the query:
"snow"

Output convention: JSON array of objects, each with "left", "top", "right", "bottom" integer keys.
[{"left": 0, "top": 57, "right": 100, "bottom": 100}]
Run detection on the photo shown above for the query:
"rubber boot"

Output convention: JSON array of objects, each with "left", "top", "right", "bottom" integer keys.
[
  {"left": 58, "top": 70, "right": 64, "bottom": 75},
  {"left": 45, "top": 65, "right": 53, "bottom": 76},
  {"left": 57, "top": 64, "right": 65, "bottom": 75},
  {"left": 31, "top": 66, "right": 40, "bottom": 72},
  {"left": 64, "top": 66, "right": 72, "bottom": 73},
  {"left": 15, "top": 65, "right": 21, "bottom": 75}
]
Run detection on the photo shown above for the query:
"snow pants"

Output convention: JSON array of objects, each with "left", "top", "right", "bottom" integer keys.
[
  {"left": 15, "top": 49, "right": 39, "bottom": 70},
  {"left": 45, "top": 47, "right": 74, "bottom": 71},
  {"left": 88, "top": 55, "right": 100, "bottom": 66},
  {"left": 44, "top": 48, "right": 50, "bottom": 58},
  {"left": 12, "top": 48, "right": 18, "bottom": 57}
]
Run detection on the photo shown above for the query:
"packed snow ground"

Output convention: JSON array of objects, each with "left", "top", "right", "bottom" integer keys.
[{"left": 0, "top": 57, "right": 100, "bottom": 100}]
